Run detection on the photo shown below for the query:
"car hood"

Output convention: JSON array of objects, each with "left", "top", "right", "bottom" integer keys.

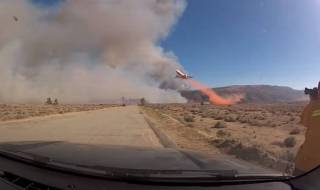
[{"left": 0, "top": 141, "right": 279, "bottom": 176}]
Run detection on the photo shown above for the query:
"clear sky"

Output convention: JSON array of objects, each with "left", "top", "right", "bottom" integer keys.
[
  {"left": 162, "top": 0, "right": 320, "bottom": 90},
  {"left": 31, "top": 0, "right": 320, "bottom": 90}
]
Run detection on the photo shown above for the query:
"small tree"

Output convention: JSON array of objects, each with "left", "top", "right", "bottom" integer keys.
[
  {"left": 140, "top": 98, "right": 146, "bottom": 106},
  {"left": 53, "top": 98, "right": 59, "bottom": 105},
  {"left": 121, "top": 97, "right": 126, "bottom": 106},
  {"left": 46, "top": 97, "right": 52, "bottom": 105}
]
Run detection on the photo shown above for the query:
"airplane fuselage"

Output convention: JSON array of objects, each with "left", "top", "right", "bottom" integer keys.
[{"left": 176, "top": 69, "right": 192, "bottom": 79}]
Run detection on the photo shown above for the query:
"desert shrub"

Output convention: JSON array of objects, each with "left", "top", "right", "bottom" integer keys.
[
  {"left": 271, "top": 123, "right": 277, "bottom": 128},
  {"left": 224, "top": 115, "right": 236, "bottom": 122},
  {"left": 248, "top": 118, "right": 256, "bottom": 125},
  {"left": 216, "top": 129, "right": 230, "bottom": 138},
  {"left": 45, "top": 97, "right": 52, "bottom": 105},
  {"left": 229, "top": 144, "right": 262, "bottom": 161},
  {"left": 53, "top": 99, "right": 59, "bottom": 105},
  {"left": 2, "top": 111, "right": 9, "bottom": 115},
  {"left": 199, "top": 113, "right": 207, "bottom": 118},
  {"left": 279, "top": 150, "right": 296, "bottom": 162},
  {"left": 255, "top": 114, "right": 265, "bottom": 120},
  {"left": 211, "top": 138, "right": 224, "bottom": 145},
  {"left": 290, "top": 128, "right": 301, "bottom": 135},
  {"left": 212, "top": 138, "right": 237, "bottom": 148},
  {"left": 212, "top": 121, "right": 227, "bottom": 128},
  {"left": 184, "top": 115, "right": 194, "bottom": 122},
  {"left": 238, "top": 116, "right": 248, "bottom": 123},
  {"left": 210, "top": 114, "right": 215, "bottom": 118},
  {"left": 283, "top": 136, "right": 296, "bottom": 148},
  {"left": 186, "top": 123, "right": 194, "bottom": 128},
  {"left": 190, "top": 110, "right": 197, "bottom": 114},
  {"left": 215, "top": 115, "right": 223, "bottom": 120}
]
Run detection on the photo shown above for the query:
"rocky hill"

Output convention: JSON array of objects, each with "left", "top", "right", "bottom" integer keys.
[{"left": 180, "top": 85, "right": 307, "bottom": 103}]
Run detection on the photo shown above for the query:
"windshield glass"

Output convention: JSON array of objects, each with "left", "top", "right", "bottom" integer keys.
[{"left": 0, "top": 0, "right": 319, "bottom": 179}]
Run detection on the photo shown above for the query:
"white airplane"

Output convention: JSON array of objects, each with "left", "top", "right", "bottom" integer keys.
[{"left": 176, "top": 69, "right": 193, "bottom": 79}]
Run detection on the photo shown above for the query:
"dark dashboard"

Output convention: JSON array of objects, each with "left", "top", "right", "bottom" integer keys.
[
  {"left": 0, "top": 160, "right": 291, "bottom": 190},
  {"left": 0, "top": 155, "right": 317, "bottom": 190},
  {"left": 0, "top": 142, "right": 318, "bottom": 190}
]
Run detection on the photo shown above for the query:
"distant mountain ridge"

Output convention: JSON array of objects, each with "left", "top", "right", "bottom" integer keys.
[{"left": 180, "top": 85, "right": 307, "bottom": 103}]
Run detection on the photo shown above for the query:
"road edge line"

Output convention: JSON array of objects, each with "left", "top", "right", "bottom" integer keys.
[{"left": 143, "top": 115, "right": 177, "bottom": 149}]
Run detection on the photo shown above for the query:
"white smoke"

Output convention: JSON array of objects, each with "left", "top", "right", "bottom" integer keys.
[{"left": 0, "top": 0, "right": 187, "bottom": 103}]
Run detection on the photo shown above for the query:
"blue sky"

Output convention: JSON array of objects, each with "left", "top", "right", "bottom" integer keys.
[
  {"left": 30, "top": 0, "right": 63, "bottom": 7},
  {"left": 162, "top": 0, "right": 320, "bottom": 89},
  {"left": 31, "top": 0, "right": 320, "bottom": 90}
]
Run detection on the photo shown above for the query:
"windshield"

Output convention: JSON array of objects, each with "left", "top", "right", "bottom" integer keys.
[{"left": 0, "top": 0, "right": 319, "bottom": 180}]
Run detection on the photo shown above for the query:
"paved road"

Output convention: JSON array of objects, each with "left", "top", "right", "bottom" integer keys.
[{"left": 0, "top": 106, "right": 162, "bottom": 148}]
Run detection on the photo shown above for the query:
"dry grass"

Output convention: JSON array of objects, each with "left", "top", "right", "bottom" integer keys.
[
  {"left": 0, "top": 104, "right": 117, "bottom": 121},
  {"left": 143, "top": 102, "right": 307, "bottom": 174}
]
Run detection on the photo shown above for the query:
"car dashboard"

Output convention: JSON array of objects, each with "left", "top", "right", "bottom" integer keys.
[{"left": 0, "top": 155, "right": 294, "bottom": 190}]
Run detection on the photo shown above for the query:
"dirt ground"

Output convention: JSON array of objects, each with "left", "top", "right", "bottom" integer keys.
[
  {"left": 142, "top": 102, "right": 307, "bottom": 174},
  {"left": 0, "top": 102, "right": 307, "bottom": 174},
  {"left": 0, "top": 104, "right": 117, "bottom": 121}
]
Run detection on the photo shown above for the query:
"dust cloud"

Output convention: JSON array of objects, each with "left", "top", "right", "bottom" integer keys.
[{"left": 0, "top": 0, "right": 187, "bottom": 103}]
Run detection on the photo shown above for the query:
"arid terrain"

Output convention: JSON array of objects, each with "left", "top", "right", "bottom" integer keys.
[
  {"left": 0, "top": 104, "right": 117, "bottom": 121},
  {"left": 0, "top": 102, "right": 308, "bottom": 174},
  {"left": 142, "top": 102, "right": 307, "bottom": 174}
]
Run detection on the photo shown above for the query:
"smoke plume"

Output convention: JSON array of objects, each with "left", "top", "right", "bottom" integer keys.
[{"left": 0, "top": 0, "right": 187, "bottom": 103}]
